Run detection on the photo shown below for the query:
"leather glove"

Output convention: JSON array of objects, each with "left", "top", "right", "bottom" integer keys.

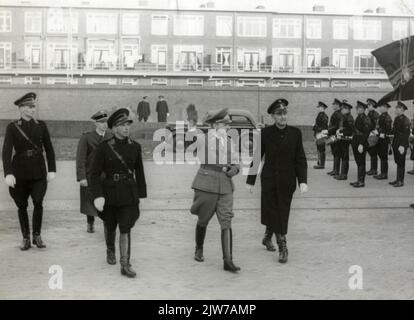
[
  {"left": 5, "top": 174, "right": 16, "bottom": 188},
  {"left": 47, "top": 172, "right": 56, "bottom": 182},
  {"left": 299, "top": 183, "right": 309, "bottom": 193},
  {"left": 225, "top": 166, "right": 239, "bottom": 177},
  {"left": 398, "top": 146, "right": 405, "bottom": 155},
  {"left": 79, "top": 179, "right": 88, "bottom": 187},
  {"left": 94, "top": 197, "right": 105, "bottom": 212},
  {"left": 358, "top": 144, "right": 363, "bottom": 153}
]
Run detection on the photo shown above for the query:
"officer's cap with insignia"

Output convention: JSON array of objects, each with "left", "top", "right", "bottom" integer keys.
[
  {"left": 204, "top": 108, "right": 232, "bottom": 124},
  {"left": 91, "top": 110, "right": 108, "bottom": 122},
  {"left": 342, "top": 101, "right": 353, "bottom": 110},
  {"left": 356, "top": 101, "right": 368, "bottom": 109},
  {"left": 267, "top": 98, "right": 288, "bottom": 114},
  {"left": 107, "top": 108, "right": 133, "bottom": 129},
  {"left": 318, "top": 101, "right": 328, "bottom": 109},
  {"left": 143, "top": 96, "right": 148, "bottom": 99},
  {"left": 380, "top": 102, "right": 391, "bottom": 108},
  {"left": 333, "top": 98, "right": 342, "bottom": 106},
  {"left": 396, "top": 101, "right": 408, "bottom": 110},
  {"left": 366, "top": 98, "right": 377, "bottom": 108},
  {"left": 14, "top": 92, "right": 36, "bottom": 108}
]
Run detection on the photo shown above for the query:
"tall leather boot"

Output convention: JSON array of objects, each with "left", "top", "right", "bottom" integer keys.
[
  {"left": 104, "top": 225, "right": 116, "bottom": 265},
  {"left": 194, "top": 224, "right": 207, "bottom": 262},
  {"left": 374, "top": 160, "right": 388, "bottom": 179},
  {"left": 32, "top": 202, "right": 46, "bottom": 248},
  {"left": 354, "top": 166, "right": 365, "bottom": 187},
  {"left": 127, "top": 232, "right": 136, "bottom": 273},
  {"left": 119, "top": 233, "right": 136, "bottom": 278},
  {"left": 221, "top": 228, "right": 240, "bottom": 272},
  {"left": 394, "top": 167, "right": 405, "bottom": 187},
  {"left": 262, "top": 226, "right": 276, "bottom": 251},
  {"left": 320, "top": 151, "right": 326, "bottom": 168},
  {"left": 18, "top": 207, "right": 31, "bottom": 251},
  {"left": 276, "top": 233, "right": 288, "bottom": 263},
  {"left": 367, "top": 155, "right": 378, "bottom": 175},
  {"left": 335, "top": 160, "right": 348, "bottom": 180}
]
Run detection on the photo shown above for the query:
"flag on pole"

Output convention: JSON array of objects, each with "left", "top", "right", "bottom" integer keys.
[{"left": 371, "top": 35, "right": 414, "bottom": 104}]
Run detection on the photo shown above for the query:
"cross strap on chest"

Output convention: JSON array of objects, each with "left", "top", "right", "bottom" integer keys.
[
  {"left": 13, "top": 120, "right": 41, "bottom": 151},
  {"left": 107, "top": 138, "right": 133, "bottom": 175}
]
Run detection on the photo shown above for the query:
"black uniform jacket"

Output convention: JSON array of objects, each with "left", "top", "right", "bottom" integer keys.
[
  {"left": 327, "top": 110, "right": 343, "bottom": 136},
  {"left": 352, "top": 113, "right": 371, "bottom": 147},
  {"left": 2, "top": 118, "right": 56, "bottom": 180},
  {"left": 392, "top": 114, "right": 411, "bottom": 149},
  {"left": 312, "top": 111, "right": 329, "bottom": 136}
]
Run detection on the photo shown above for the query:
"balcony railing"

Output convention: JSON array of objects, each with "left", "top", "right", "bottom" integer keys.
[{"left": 0, "top": 61, "right": 387, "bottom": 77}]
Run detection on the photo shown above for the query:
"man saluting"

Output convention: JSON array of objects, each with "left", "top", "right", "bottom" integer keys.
[{"left": 2, "top": 92, "right": 56, "bottom": 250}]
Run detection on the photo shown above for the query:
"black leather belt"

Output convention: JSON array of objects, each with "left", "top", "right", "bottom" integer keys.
[
  {"left": 112, "top": 173, "right": 134, "bottom": 181},
  {"left": 200, "top": 164, "right": 228, "bottom": 172},
  {"left": 20, "top": 149, "right": 41, "bottom": 157}
]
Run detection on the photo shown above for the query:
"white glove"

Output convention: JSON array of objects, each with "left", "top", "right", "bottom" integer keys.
[
  {"left": 5, "top": 174, "right": 16, "bottom": 188},
  {"left": 379, "top": 133, "right": 385, "bottom": 139},
  {"left": 94, "top": 197, "right": 105, "bottom": 212},
  {"left": 321, "top": 130, "right": 328, "bottom": 135},
  {"left": 398, "top": 146, "right": 405, "bottom": 155},
  {"left": 371, "top": 130, "right": 379, "bottom": 135},
  {"left": 299, "top": 183, "right": 309, "bottom": 193},
  {"left": 47, "top": 172, "right": 56, "bottom": 182},
  {"left": 246, "top": 184, "right": 253, "bottom": 194},
  {"left": 358, "top": 144, "right": 363, "bottom": 154},
  {"left": 79, "top": 179, "right": 88, "bottom": 187},
  {"left": 167, "top": 113, "right": 170, "bottom": 117}
]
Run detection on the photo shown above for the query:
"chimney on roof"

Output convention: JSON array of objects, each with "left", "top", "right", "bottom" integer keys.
[
  {"left": 206, "top": 1, "right": 215, "bottom": 8},
  {"left": 364, "top": 8, "right": 374, "bottom": 13},
  {"left": 312, "top": 5, "right": 325, "bottom": 12},
  {"left": 376, "top": 7, "right": 386, "bottom": 14},
  {"left": 256, "top": 5, "right": 265, "bottom": 10}
]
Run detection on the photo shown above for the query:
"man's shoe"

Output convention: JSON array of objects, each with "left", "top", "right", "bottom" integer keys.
[
  {"left": 349, "top": 181, "right": 358, "bottom": 186},
  {"left": 87, "top": 222, "right": 95, "bottom": 233},
  {"left": 32, "top": 234, "right": 46, "bottom": 248},
  {"left": 407, "top": 170, "right": 414, "bottom": 175},
  {"left": 262, "top": 228, "right": 276, "bottom": 252},
  {"left": 389, "top": 180, "right": 398, "bottom": 185},
  {"left": 223, "top": 259, "right": 241, "bottom": 272},
  {"left": 107, "top": 249, "right": 116, "bottom": 265},
  {"left": 276, "top": 234, "right": 288, "bottom": 264},
  {"left": 353, "top": 181, "right": 365, "bottom": 188},
  {"left": 393, "top": 181, "right": 404, "bottom": 187},
  {"left": 327, "top": 170, "right": 337, "bottom": 176},
  {"left": 334, "top": 174, "right": 347, "bottom": 180},
  {"left": 373, "top": 174, "right": 387, "bottom": 180},
  {"left": 366, "top": 170, "right": 377, "bottom": 176},
  {"left": 313, "top": 164, "right": 325, "bottom": 169},
  {"left": 20, "top": 238, "right": 31, "bottom": 251},
  {"left": 194, "top": 247, "right": 204, "bottom": 262}
]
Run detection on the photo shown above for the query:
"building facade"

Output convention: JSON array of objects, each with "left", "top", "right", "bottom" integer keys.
[{"left": 0, "top": 2, "right": 413, "bottom": 88}]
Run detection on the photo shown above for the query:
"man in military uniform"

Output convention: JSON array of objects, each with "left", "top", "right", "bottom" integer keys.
[
  {"left": 408, "top": 102, "right": 414, "bottom": 175},
  {"left": 350, "top": 101, "right": 371, "bottom": 188},
  {"left": 246, "top": 99, "right": 308, "bottom": 264},
  {"left": 373, "top": 103, "right": 393, "bottom": 180},
  {"left": 389, "top": 101, "right": 411, "bottom": 187},
  {"left": 90, "top": 108, "right": 147, "bottom": 278},
  {"left": 156, "top": 95, "right": 169, "bottom": 123},
  {"left": 334, "top": 101, "right": 354, "bottom": 181},
  {"left": 312, "top": 101, "right": 329, "bottom": 169},
  {"left": 327, "top": 99, "right": 343, "bottom": 177},
  {"left": 137, "top": 96, "right": 150, "bottom": 122},
  {"left": 76, "top": 110, "right": 112, "bottom": 233},
  {"left": 191, "top": 108, "right": 241, "bottom": 272},
  {"left": 366, "top": 98, "right": 380, "bottom": 176},
  {"left": 2, "top": 92, "right": 56, "bottom": 250}
]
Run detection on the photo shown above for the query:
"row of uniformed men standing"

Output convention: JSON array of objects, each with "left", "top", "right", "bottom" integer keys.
[{"left": 312, "top": 98, "right": 413, "bottom": 188}]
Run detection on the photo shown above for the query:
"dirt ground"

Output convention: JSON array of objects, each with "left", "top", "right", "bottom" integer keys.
[{"left": 0, "top": 160, "right": 413, "bottom": 300}]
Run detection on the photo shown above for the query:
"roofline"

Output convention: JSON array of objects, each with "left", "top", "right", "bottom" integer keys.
[{"left": 0, "top": 4, "right": 413, "bottom": 19}]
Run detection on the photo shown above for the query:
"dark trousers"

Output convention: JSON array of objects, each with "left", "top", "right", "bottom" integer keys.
[
  {"left": 316, "top": 143, "right": 326, "bottom": 166},
  {"left": 377, "top": 138, "right": 389, "bottom": 174},
  {"left": 367, "top": 145, "right": 379, "bottom": 171},
  {"left": 338, "top": 141, "right": 350, "bottom": 176},
  {"left": 393, "top": 145, "right": 407, "bottom": 182},
  {"left": 9, "top": 179, "right": 47, "bottom": 239},
  {"left": 352, "top": 145, "right": 367, "bottom": 182},
  {"left": 100, "top": 205, "right": 140, "bottom": 234},
  {"left": 87, "top": 215, "right": 95, "bottom": 224},
  {"left": 157, "top": 113, "right": 167, "bottom": 122},
  {"left": 138, "top": 115, "right": 148, "bottom": 122},
  {"left": 330, "top": 143, "right": 341, "bottom": 173}
]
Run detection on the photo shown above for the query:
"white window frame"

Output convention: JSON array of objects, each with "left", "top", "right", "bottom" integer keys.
[
  {"left": 187, "top": 78, "right": 203, "bottom": 86},
  {"left": 46, "top": 77, "right": 78, "bottom": 85},
  {"left": 121, "top": 78, "right": 139, "bottom": 85},
  {"left": 237, "top": 47, "right": 266, "bottom": 72},
  {"left": 392, "top": 21, "right": 408, "bottom": 40},
  {"left": 364, "top": 81, "right": 381, "bottom": 88},
  {"left": 87, "top": 12, "right": 117, "bottom": 34},
  {"left": 0, "top": 42, "right": 12, "bottom": 69},
  {"left": 305, "top": 80, "right": 321, "bottom": 88},
  {"left": 333, "top": 48, "right": 348, "bottom": 69},
  {"left": 86, "top": 40, "right": 117, "bottom": 70},
  {"left": 272, "top": 79, "right": 301, "bottom": 88},
  {"left": 173, "top": 15, "right": 204, "bottom": 36},
  {"left": 333, "top": 19, "right": 348, "bottom": 40},
  {"left": 236, "top": 79, "right": 265, "bottom": 87},
  {"left": 305, "top": 48, "right": 321, "bottom": 71},
  {"left": 46, "top": 42, "right": 78, "bottom": 70},
  {"left": 151, "top": 78, "right": 168, "bottom": 86},
  {"left": 273, "top": 18, "right": 301, "bottom": 38},
  {"left": 25, "top": 76, "right": 42, "bottom": 85},
  {"left": 151, "top": 15, "right": 168, "bottom": 35},
  {"left": 216, "top": 16, "right": 232, "bottom": 36},
  {"left": 331, "top": 80, "right": 348, "bottom": 88},
  {"left": 24, "top": 42, "right": 42, "bottom": 68},
  {"left": 306, "top": 19, "right": 322, "bottom": 39},
  {"left": 353, "top": 19, "right": 381, "bottom": 41},
  {"left": 47, "top": 9, "right": 78, "bottom": 33},
  {"left": 85, "top": 77, "right": 117, "bottom": 85},
  {"left": 151, "top": 44, "right": 168, "bottom": 70},
  {"left": 25, "top": 11, "right": 42, "bottom": 33},
  {"left": 272, "top": 48, "right": 301, "bottom": 73},
  {"left": 0, "top": 11, "right": 12, "bottom": 32},
  {"left": 237, "top": 16, "right": 267, "bottom": 37},
  {"left": 173, "top": 45, "right": 203, "bottom": 71},
  {"left": 353, "top": 48, "right": 379, "bottom": 73},
  {"left": 122, "top": 13, "right": 139, "bottom": 35},
  {"left": 215, "top": 79, "right": 232, "bottom": 87},
  {"left": 0, "top": 76, "right": 12, "bottom": 84}
]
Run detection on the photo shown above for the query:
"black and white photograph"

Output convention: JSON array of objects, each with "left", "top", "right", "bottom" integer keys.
[{"left": 0, "top": 0, "right": 413, "bottom": 305}]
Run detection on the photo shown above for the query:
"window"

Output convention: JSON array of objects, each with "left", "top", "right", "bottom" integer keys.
[
  {"left": 151, "top": 78, "right": 168, "bottom": 86},
  {"left": 0, "top": 42, "right": 12, "bottom": 68},
  {"left": 237, "top": 47, "right": 266, "bottom": 72},
  {"left": 122, "top": 13, "right": 139, "bottom": 35},
  {"left": 86, "top": 78, "right": 117, "bottom": 85},
  {"left": 333, "top": 19, "right": 348, "bottom": 39},
  {"left": 173, "top": 15, "right": 204, "bottom": 36},
  {"left": 121, "top": 78, "right": 139, "bottom": 85},
  {"left": 331, "top": 80, "right": 348, "bottom": 88},
  {"left": 0, "top": 11, "right": 12, "bottom": 32},
  {"left": 216, "top": 16, "right": 232, "bottom": 36},
  {"left": 333, "top": 49, "right": 348, "bottom": 69},
  {"left": 86, "top": 40, "right": 117, "bottom": 70},
  {"left": 215, "top": 79, "right": 232, "bottom": 87},
  {"left": 353, "top": 19, "right": 381, "bottom": 40},
  {"left": 364, "top": 81, "right": 381, "bottom": 88},
  {"left": 151, "top": 44, "right": 167, "bottom": 70},
  {"left": 87, "top": 13, "right": 117, "bottom": 34},
  {"left": 353, "top": 49, "right": 379, "bottom": 73},
  {"left": 0, "top": 76, "right": 12, "bottom": 84},
  {"left": 122, "top": 39, "right": 141, "bottom": 69},
  {"left": 272, "top": 79, "right": 301, "bottom": 87},
  {"left": 46, "top": 42, "right": 77, "bottom": 69},
  {"left": 187, "top": 78, "right": 203, "bottom": 86},
  {"left": 236, "top": 79, "right": 265, "bottom": 87},
  {"left": 305, "top": 80, "right": 321, "bottom": 88},
  {"left": 306, "top": 48, "right": 321, "bottom": 72},
  {"left": 393, "top": 21, "right": 408, "bottom": 40},
  {"left": 272, "top": 48, "right": 301, "bottom": 73},
  {"left": 215, "top": 47, "right": 232, "bottom": 71},
  {"left": 152, "top": 15, "right": 168, "bottom": 35},
  {"left": 24, "top": 42, "right": 42, "bottom": 68},
  {"left": 25, "top": 76, "right": 41, "bottom": 84},
  {"left": 173, "top": 45, "right": 203, "bottom": 71},
  {"left": 47, "top": 9, "right": 78, "bottom": 33},
  {"left": 237, "top": 16, "right": 266, "bottom": 37},
  {"left": 306, "top": 19, "right": 321, "bottom": 39},
  {"left": 273, "top": 18, "right": 301, "bottom": 38},
  {"left": 47, "top": 77, "right": 77, "bottom": 85},
  {"left": 25, "top": 11, "right": 42, "bottom": 33}
]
